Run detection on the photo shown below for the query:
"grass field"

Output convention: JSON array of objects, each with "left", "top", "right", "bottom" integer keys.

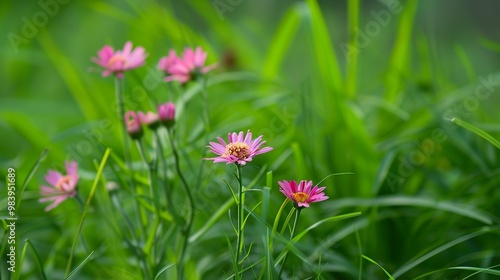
[{"left": 1, "top": 0, "right": 500, "bottom": 279}]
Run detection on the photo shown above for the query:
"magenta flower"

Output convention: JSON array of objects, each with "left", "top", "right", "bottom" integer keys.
[
  {"left": 125, "top": 111, "right": 143, "bottom": 139},
  {"left": 278, "top": 180, "right": 329, "bottom": 208},
  {"left": 161, "top": 47, "right": 217, "bottom": 83},
  {"left": 158, "top": 102, "right": 175, "bottom": 127},
  {"left": 157, "top": 50, "right": 180, "bottom": 77},
  {"left": 39, "top": 161, "right": 79, "bottom": 211},
  {"left": 138, "top": 111, "right": 160, "bottom": 129},
  {"left": 205, "top": 130, "right": 273, "bottom": 165},
  {"left": 92, "top": 41, "right": 147, "bottom": 79}
]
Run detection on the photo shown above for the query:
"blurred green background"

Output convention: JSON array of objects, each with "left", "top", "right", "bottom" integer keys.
[{"left": 1, "top": 0, "right": 500, "bottom": 279}]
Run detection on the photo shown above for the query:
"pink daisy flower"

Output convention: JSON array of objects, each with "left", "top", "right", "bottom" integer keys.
[
  {"left": 205, "top": 130, "right": 273, "bottom": 165},
  {"left": 39, "top": 161, "right": 79, "bottom": 211},
  {"left": 162, "top": 46, "right": 217, "bottom": 83},
  {"left": 92, "top": 41, "right": 147, "bottom": 79},
  {"left": 278, "top": 180, "right": 329, "bottom": 208}
]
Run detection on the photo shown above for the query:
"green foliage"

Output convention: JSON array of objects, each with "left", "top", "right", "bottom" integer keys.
[{"left": 1, "top": 0, "right": 500, "bottom": 279}]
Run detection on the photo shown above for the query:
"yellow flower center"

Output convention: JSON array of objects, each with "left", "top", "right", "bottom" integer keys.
[
  {"left": 223, "top": 142, "right": 250, "bottom": 160},
  {"left": 56, "top": 175, "right": 72, "bottom": 191},
  {"left": 292, "top": 192, "right": 309, "bottom": 203},
  {"left": 108, "top": 55, "right": 126, "bottom": 67}
]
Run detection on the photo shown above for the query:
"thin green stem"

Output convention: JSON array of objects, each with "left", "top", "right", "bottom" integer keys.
[
  {"left": 136, "top": 139, "right": 156, "bottom": 203},
  {"left": 115, "top": 77, "right": 145, "bottom": 246},
  {"left": 136, "top": 139, "right": 160, "bottom": 275},
  {"left": 235, "top": 163, "right": 244, "bottom": 278},
  {"left": 195, "top": 75, "right": 210, "bottom": 193},
  {"left": 277, "top": 208, "right": 301, "bottom": 279},
  {"left": 167, "top": 129, "right": 194, "bottom": 280}
]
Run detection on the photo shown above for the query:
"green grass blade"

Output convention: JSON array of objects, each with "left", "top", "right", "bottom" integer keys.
[
  {"left": 385, "top": 0, "right": 419, "bottom": 102},
  {"left": 262, "top": 4, "right": 300, "bottom": 79},
  {"left": 189, "top": 198, "right": 234, "bottom": 243},
  {"left": 393, "top": 226, "right": 497, "bottom": 278},
  {"left": 306, "top": 0, "right": 343, "bottom": 92},
  {"left": 451, "top": 118, "right": 500, "bottom": 149},
  {"left": 362, "top": 255, "right": 395, "bottom": 280},
  {"left": 16, "top": 148, "right": 49, "bottom": 210},
  {"left": 65, "top": 148, "right": 111, "bottom": 276},
  {"left": 12, "top": 239, "right": 29, "bottom": 280},
  {"left": 454, "top": 45, "right": 476, "bottom": 82},
  {"left": 37, "top": 31, "right": 103, "bottom": 120},
  {"left": 64, "top": 251, "right": 95, "bottom": 280},
  {"left": 154, "top": 263, "right": 176, "bottom": 280},
  {"left": 344, "top": 0, "right": 360, "bottom": 99},
  {"left": 333, "top": 196, "right": 494, "bottom": 224},
  {"left": 275, "top": 212, "right": 362, "bottom": 264},
  {"left": 413, "top": 264, "right": 500, "bottom": 280}
]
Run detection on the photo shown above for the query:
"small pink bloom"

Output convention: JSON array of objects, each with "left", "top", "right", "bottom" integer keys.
[
  {"left": 138, "top": 111, "right": 160, "bottom": 129},
  {"left": 92, "top": 41, "right": 147, "bottom": 79},
  {"left": 205, "top": 130, "right": 273, "bottom": 165},
  {"left": 158, "top": 50, "right": 180, "bottom": 75},
  {"left": 278, "top": 180, "right": 329, "bottom": 208},
  {"left": 162, "top": 46, "right": 216, "bottom": 83},
  {"left": 158, "top": 102, "right": 175, "bottom": 127},
  {"left": 125, "top": 111, "right": 143, "bottom": 139},
  {"left": 39, "top": 161, "right": 79, "bottom": 211}
]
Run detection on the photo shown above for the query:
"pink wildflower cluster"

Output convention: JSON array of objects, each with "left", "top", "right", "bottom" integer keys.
[{"left": 125, "top": 102, "right": 176, "bottom": 139}]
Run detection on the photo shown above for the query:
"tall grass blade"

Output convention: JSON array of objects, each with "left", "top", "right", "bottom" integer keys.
[
  {"left": 451, "top": 118, "right": 500, "bottom": 149},
  {"left": 16, "top": 148, "right": 49, "bottom": 210},
  {"left": 64, "top": 251, "right": 95, "bottom": 280},
  {"left": 393, "top": 226, "right": 497, "bottom": 278},
  {"left": 362, "top": 255, "right": 395, "bottom": 280},
  {"left": 65, "top": 148, "right": 111, "bottom": 276}
]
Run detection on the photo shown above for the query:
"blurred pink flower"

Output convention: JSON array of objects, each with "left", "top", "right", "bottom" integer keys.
[
  {"left": 125, "top": 111, "right": 143, "bottom": 139},
  {"left": 160, "top": 46, "right": 216, "bottom": 83},
  {"left": 158, "top": 50, "right": 180, "bottom": 76},
  {"left": 158, "top": 102, "right": 175, "bottom": 127},
  {"left": 278, "top": 180, "right": 329, "bottom": 208},
  {"left": 39, "top": 161, "right": 79, "bottom": 211},
  {"left": 205, "top": 130, "right": 273, "bottom": 165},
  {"left": 92, "top": 41, "right": 147, "bottom": 79},
  {"left": 138, "top": 111, "right": 160, "bottom": 129}
]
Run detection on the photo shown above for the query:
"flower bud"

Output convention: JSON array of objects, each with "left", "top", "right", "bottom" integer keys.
[
  {"left": 125, "top": 111, "right": 143, "bottom": 139},
  {"left": 158, "top": 102, "right": 175, "bottom": 128},
  {"left": 138, "top": 111, "right": 160, "bottom": 130}
]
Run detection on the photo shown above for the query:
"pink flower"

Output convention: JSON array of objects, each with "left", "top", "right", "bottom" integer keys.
[
  {"left": 138, "top": 111, "right": 160, "bottom": 129},
  {"left": 278, "top": 180, "right": 329, "bottom": 208},
  {"left": 125, "top": 111, "right": 143, "bottom": 139},
  {"left": 161, "top": 47, "right": 217, "bottom": 83},
  {"left": 158, "top": 50, "right": 180, "bottom": 75},
  {"left": 92, "top": 41, "right": 147, "bottom": 79},
  {"left": 39, "top": 161, "right": 79, "bottom": 211},
  {"left": 205, "top": 130, "right": 273, "bottom": 165},
  {"left": 158, "top": 102, "right": 175, "bottom": 127}
]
